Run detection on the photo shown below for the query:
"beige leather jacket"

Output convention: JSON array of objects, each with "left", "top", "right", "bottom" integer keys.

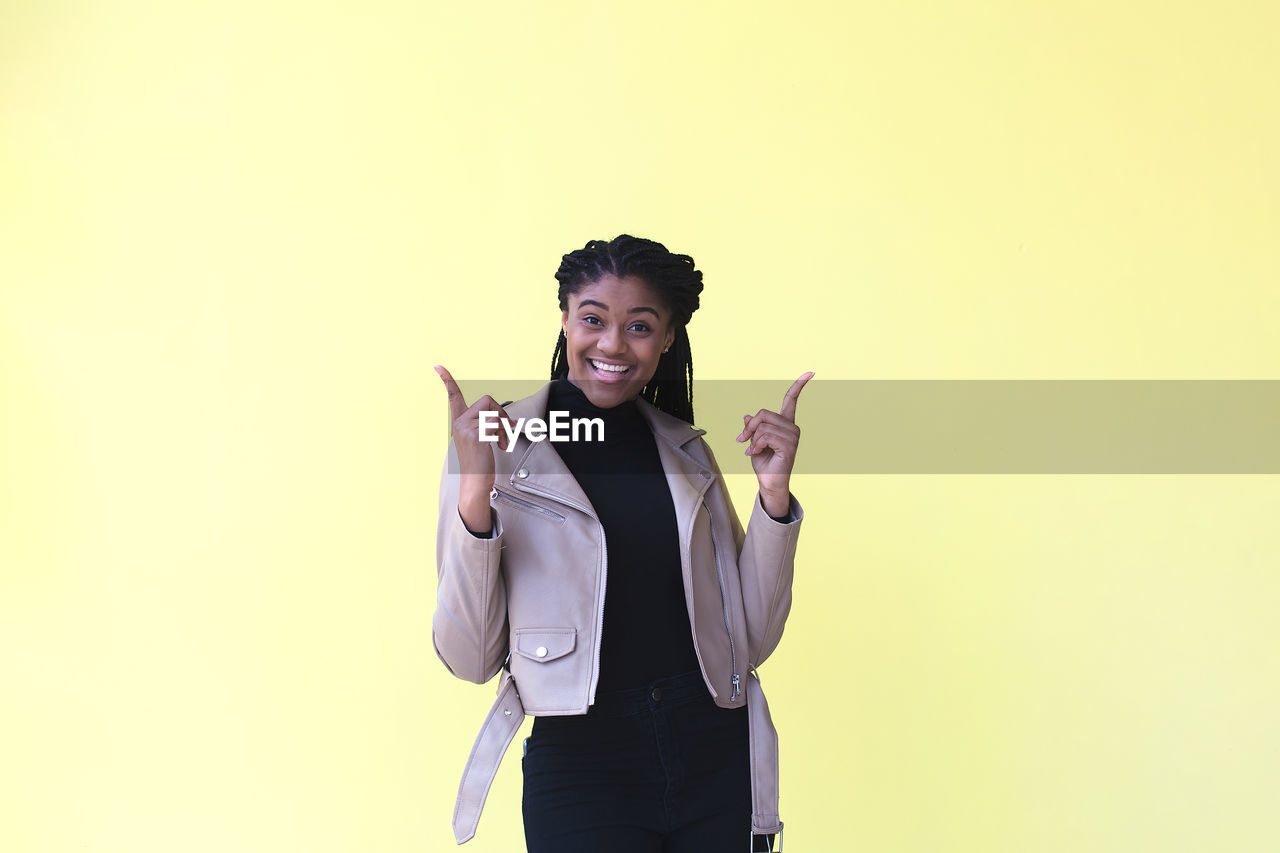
[{"left": 434, "top": 380, "right": 804, "bottom": 844}]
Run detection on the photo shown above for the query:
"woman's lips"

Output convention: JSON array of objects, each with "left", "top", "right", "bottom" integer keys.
[{"left": 587, "top": 358, "right": 632, "bottom": 382}]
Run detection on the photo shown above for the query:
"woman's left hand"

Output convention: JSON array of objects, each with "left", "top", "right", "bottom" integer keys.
[{"left": 737, "top": 371, "right": 814, "bottom": 517}]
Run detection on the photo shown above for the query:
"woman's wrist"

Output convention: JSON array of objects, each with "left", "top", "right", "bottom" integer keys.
[
  {"left": 759, "top": 488, "right": 791, "bottom": 519},
  {"left": 458, "top": 493, "right": 493, "bottom": 536}
]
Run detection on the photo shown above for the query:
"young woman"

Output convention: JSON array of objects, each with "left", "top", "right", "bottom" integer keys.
[{"left": 433, "top": 234, "right": 810, "bottom": 852}]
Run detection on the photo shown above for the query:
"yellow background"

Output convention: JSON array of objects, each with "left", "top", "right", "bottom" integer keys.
[{"left": 2, "top": 1, "right": 1277, "bottom": 851}]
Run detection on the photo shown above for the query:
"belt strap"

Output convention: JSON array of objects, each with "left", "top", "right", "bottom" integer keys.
[
  {"left": 452, "top": 669, "right": 525, "bottom": 844},
  {"left": 747, "top": 667, "right": 784, "bottom": 836}
]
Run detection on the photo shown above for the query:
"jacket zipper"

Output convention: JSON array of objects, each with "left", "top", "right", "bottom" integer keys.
[
  {"left": 510, "top": 479, "right": 607, "bottom": 705},
  {"left": 703, "top": 502, "right": 741, "bottom": 702},
  {"left": 490, "top": 486, "right": 566, "bottom": 521}
]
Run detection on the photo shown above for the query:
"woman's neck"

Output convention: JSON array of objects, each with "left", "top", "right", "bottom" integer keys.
[
  {"left": 550, "top": 377, "right": 642, "bottom": 422},
  {"left": 560, "top": 376, "right": 639, "bottom": 410}
]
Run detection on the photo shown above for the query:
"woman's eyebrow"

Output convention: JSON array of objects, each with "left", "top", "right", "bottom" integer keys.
[{"left": 578, "top": 299, "right": 661, "bottom": 318}]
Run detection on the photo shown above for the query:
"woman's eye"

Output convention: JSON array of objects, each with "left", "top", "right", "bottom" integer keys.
[{"left": 581, "top": 317, "right": 649, "bottom": 332}]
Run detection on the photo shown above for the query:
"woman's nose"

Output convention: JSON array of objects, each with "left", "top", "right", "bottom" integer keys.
[{"left": 598, "top": 326, "right": 626, "bottom": 355}]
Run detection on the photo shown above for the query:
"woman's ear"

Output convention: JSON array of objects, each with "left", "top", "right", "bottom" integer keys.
[
  {"left": 664, "top": 325, "right": 676, "bottom": 353},
  {"left": 562, "top": 309, "right": 569, "bottom": 338}
]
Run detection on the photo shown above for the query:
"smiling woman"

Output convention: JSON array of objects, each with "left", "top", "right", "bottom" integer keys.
[{"left": 433, "top": 234, "right": 810, "bottom": 853}]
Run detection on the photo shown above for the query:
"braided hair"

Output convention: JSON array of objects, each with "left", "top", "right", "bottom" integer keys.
[{"left": 549, "top": 234, "right": 704, "bottom": 424}]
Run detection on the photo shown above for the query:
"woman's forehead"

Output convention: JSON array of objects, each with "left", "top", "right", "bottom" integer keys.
[{"left": 570, "top": 274, "right": 663, "bottom": 313}]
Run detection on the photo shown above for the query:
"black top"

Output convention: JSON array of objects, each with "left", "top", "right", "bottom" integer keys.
[{"left": 546, "top": 378, "right": 701, "bottom": 691}]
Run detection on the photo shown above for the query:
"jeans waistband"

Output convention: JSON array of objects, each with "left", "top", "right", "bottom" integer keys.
[{"left": 579, "top": 669, "right": 711, "bottom": 718}]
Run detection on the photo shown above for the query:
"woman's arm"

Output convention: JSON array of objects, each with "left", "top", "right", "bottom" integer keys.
[
  {"left": 703, "top": 440, "right": 804, "bottom": 668},
  {"left": 432, "top": 437, "right": 510, "bottom": 684},
  {"left": 725, "top": 371, "right": 812, "bottom": 666}
]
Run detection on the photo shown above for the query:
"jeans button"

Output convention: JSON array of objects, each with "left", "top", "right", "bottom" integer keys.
[{"left": 651, "top": 687, "right": 663, "bottom": 702}]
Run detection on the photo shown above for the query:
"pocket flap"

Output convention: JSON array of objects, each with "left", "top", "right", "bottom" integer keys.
[{"left": 512, "top": 627, "right": 577, "bottom": 663}]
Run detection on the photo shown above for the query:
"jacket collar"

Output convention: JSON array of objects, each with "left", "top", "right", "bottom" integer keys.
[{"left": 501, "top": 380, "right": 716, "bottom": 522}]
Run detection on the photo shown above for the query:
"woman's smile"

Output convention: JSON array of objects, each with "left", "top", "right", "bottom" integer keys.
[{"left": 587, "top": 358, "right": 633, "bottom": 380}]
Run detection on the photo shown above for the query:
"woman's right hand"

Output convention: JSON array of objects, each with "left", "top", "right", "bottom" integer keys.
[{"left": 434, "top": 364, "right": 513, "bottom": 534}]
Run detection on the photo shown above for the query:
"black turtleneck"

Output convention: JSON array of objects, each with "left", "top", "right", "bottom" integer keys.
[{"left": 546, "top": 377, "right": 701, "bottom": 692}]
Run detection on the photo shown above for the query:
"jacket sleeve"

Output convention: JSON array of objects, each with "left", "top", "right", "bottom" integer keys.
[
  {"left": 432, "top": 438, "right": 509, "bottom": 684},
  {"left": 703, "top": 440, "right": 804, "bottom": 668}
]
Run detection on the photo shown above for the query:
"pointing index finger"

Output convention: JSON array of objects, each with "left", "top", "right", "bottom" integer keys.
[
  {"left": 779, "top": 371, "right": 814, "bottom": 422},
  {"left": 433, "top": 364, "right": 468, "bottom": 422}
]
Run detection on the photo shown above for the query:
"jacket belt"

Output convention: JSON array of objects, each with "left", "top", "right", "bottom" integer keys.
[
  {"left": 451, "top": 669, "right": 525, "bottom": 844},
  {"left": 746, "top": 667, "right": 784, "bottom": 837},
  {"left": 451, "top": 670, "right": 783, "bottom": 844}
]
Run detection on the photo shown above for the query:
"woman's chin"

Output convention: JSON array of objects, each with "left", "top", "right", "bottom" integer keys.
[{"left": 568, "top": 373, "right": 637, "bottom": 406}]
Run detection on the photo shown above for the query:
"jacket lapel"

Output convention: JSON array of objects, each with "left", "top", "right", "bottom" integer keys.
[
  {"left": 498, "top": 380, "right": 718, "bottom": 526},
  {"left": 500, "top": 381, "right": 596, "bottom": 517},
  {"left": 634, "top": 396, "right": 718, "bottom": 531}
]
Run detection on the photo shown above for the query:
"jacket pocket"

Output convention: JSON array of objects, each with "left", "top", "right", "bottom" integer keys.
[
  {"left": 512, "top": 627, "right": 577, "bottom": 663},
  {"left": 491, "top": 487, "right": 567, "bottom": 526}
]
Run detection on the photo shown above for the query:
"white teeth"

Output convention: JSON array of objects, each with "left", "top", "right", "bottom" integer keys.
[{"left": 590, "top": 359, "right": 630, "bottom": 374}]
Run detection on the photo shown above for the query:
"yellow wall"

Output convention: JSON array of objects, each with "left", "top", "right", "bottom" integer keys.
[{"left": 2, "top": 1, "right": 1277, "bottom": 851}]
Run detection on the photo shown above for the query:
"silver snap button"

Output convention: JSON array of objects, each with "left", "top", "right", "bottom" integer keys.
[
  {"left": 535, "top": 645, "right": 548, "bottom": 658},
  {"left": 516, "top": 468, "right": 529, "bottom": 479},
  {"left": 699, "top": 470, "right": 710, "bottom": 479},
  {"left": 650, "top": 687, "right": 663, "bottom": 702},
  {"left": 504, "top": 709, "right": 511, "bottom": 717}
]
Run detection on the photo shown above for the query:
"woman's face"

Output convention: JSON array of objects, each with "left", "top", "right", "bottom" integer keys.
[{"left": 561, "top": 273, "right": 676, "bottom": 409}]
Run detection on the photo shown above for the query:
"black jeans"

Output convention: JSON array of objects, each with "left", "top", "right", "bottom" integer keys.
[{"left": 521, "top": 669, "right": 776, "bottom": 853}]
